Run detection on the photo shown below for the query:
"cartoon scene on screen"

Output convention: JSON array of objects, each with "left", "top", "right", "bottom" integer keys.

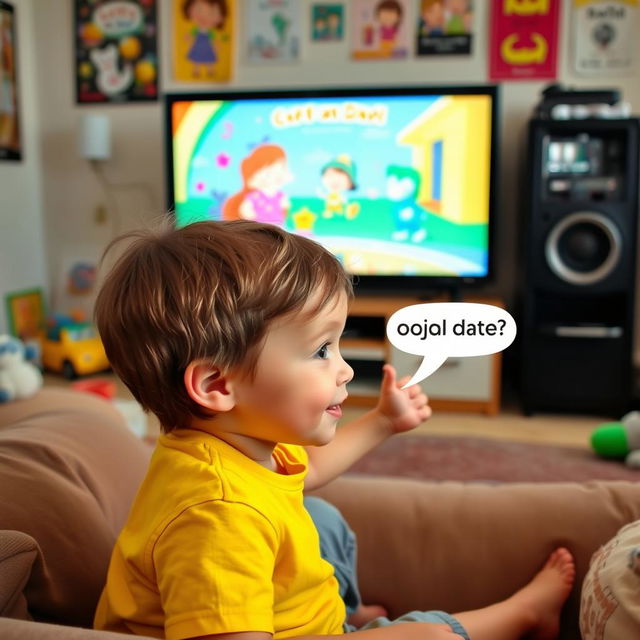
[{"left": 171, "top": 94, "right": 491, "bottom": 277}]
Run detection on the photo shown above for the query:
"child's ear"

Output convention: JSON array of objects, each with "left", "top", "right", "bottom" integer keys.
[{"left": 184, "top": 361, "right": 236, "bottom": 412}]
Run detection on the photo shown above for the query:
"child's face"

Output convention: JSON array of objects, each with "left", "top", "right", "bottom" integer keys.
[
  {"left": 230, "top": 291, "right": 353, "bottom": 448},
  {"left": 378, "top": 8, "right": 400, "bottom": 27},
  {"left": 189, "top": 0, "right": 223, "bottom": 29},
  {"left": 322, "top": 168, "right": 351, "bottom": 193},
  {"left": 248, "top": 160, "right": 292, "bottom": 195}
]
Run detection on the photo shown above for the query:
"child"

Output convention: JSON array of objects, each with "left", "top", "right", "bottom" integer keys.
[
  {"left": 94, "top": 220, "right": 576, "bottom": 640},
  {"left": 183, "top": 0, "right": 228, "bottom": 79},
  {"left": 222, "top": 145, "right": 292, "bottom": 224}
]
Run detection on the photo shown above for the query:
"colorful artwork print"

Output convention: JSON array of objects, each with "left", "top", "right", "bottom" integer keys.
[
  {"left": 245, "top": 0, "right": 301, "bottom": 63},
  {"left": 5, "top": 288, "right": 45, "bottom": 340},
  {"left": 351, "top": 0, "right": 410, "bottom": 59},
  {"left": 173, "top": 0, "right": 234, "bottom": 82},
  {"left": 489, "top": 0, "right": 560, "bottom": 81},
  {"left": 311, "top": 3, "right": 344, "bottom": 41},
  {"left": 171, "top": 95, "right": 492, "bottom": 278},
  {"left": 572, "top": 0, "right": 638, "bottom": 76},
  {"left": 0, "top": 1, "right": 20, "bottom": 160},
  {"left": 75, "top": 0, "right": 158, "bottom": 103},
  {"left": 416, "top": 0, "right": 474, "bottom": 55}
]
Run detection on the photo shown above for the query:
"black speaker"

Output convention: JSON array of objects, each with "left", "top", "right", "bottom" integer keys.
[{"left": 520, "top": 117, "right": 640, "bottom": 416}]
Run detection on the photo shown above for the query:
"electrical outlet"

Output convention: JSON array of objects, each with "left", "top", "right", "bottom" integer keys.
[{"left": 94, "top": 204, "right": 108, "bottom": 225}]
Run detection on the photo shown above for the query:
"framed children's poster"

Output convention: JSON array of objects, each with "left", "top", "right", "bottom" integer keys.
[
  {"left": 351, "top": 0, "right": 410, "bottom": 60},
  {"left": 5, "top": 288, "right": 45, "bottom": 341},
  {"left": 572, "top": 0, "right": 638, "bottom": 76},
  {"left": 489, "top": 0, "right": 560, "bottom": 81},
  {"left": 416, "top": 0, "right": 474, "bottom": 56},
  {"left": 245, "top": 0, "right": 301, "bottom": 64},
  {"left": 173, "top": 0, "right": 234, "bottom": 82},
  {"left": 75, "top": 0, "right": 159, "bottom": 104},
  {"left": 311, "top": 3, "right": 344, "bottom": 42},
  {"left": 0, "top": 1, "right": 21, "bottom": 161}
]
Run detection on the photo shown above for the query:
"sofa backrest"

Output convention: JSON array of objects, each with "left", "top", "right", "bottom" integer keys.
[{"left": 0, "top": 389, "right": 151, "bottom": 627}]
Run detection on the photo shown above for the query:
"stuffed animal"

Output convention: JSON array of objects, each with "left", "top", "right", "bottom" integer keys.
[
  {"left": 0, "top": 335, "right": 43, "bottom": 403},
  {"left": 591, "top": 412, "right": 640, "bottom": 469}
]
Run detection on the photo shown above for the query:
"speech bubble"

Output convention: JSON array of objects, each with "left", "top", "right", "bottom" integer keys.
[{"left": 386, "top": 303, "right": 517, "bottom": 388}]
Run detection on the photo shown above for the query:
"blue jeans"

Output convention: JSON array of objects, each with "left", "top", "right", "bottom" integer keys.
[{"left": 303, "top": 497, "right": 469, "bottom": 640}]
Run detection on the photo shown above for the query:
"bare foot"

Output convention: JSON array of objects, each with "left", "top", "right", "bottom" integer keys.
[
  {"left": 512, "top": 547, "right": 576, "bottom": 640},
  {"left": 347, "top": 603, "right": 388, "bottom": 628}
]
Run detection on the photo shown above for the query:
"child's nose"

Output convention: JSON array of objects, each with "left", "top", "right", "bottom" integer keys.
[{"left": 338, "top": 354, "right": 354, "bottom": 387}]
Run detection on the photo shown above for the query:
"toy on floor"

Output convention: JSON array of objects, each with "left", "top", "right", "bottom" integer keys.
[
  {"left": 41, "top": 314, "right": 109, "bottom": 379},
  {"left": 591, "top": 412, "right": 640, "bottom": 469},
  {"left": 0, "top": 335, "right": 43, "bottom": 403}
]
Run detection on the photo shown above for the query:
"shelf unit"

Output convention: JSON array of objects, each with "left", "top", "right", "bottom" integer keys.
[{"left": 343, "top": 295, "right": 503, "bottom": 416}]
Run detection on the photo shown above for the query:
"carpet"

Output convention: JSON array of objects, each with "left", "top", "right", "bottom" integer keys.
[{"left": 347, "top": 434, "right": 640, "bottom": 483}]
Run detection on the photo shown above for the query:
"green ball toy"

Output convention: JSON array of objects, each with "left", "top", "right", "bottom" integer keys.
[{"left": 591, "top": 412, "right": 640, "bottom": 467}]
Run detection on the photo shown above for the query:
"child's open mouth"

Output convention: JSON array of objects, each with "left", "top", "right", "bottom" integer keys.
[{"left": 325, "top": 404, "right": 342, "bottom": 418}]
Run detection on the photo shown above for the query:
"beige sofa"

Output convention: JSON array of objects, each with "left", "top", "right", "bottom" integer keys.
[{"left": 1, "top": 388, "right": 640, "bottom": 639}]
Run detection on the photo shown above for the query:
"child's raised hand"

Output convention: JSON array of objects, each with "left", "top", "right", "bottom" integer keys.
[{"left": 376, "top": 364, "right": 432, "bottom": 434}]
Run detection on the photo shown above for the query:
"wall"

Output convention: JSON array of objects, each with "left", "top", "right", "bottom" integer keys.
[
  {"left": 27, "top": 0, "right": 640, "bottom": 316},
  {"left": 0, "top": 0, "right": 47, "bottom": 334}
]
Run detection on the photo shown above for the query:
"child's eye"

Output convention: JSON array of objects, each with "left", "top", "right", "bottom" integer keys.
[{"left": 314, "top": 343, "right": 330, "bottom": 359}]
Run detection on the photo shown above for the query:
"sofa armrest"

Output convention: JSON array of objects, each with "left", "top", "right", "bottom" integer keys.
[
  {"left": 313, "top": 475, "right": 640, "bottom": 640},
  {"left": 0, "top": 617, "right": 156, "bottom": 640}
]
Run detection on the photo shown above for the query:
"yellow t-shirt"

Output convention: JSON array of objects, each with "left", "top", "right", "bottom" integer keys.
[{"left": 94, "top": 429, "right": 346, "bottom": 640}]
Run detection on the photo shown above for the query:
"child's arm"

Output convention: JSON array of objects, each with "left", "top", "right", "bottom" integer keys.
[{"left": 304, "top": 364, "right": 431, "bottom": 491}]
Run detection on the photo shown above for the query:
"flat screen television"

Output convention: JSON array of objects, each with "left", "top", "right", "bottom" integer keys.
[{"left": 164, "top": 85, "right": 499, "bottom": 296}]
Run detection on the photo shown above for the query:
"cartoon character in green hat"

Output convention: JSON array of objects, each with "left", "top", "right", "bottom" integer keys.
[{"left": 318, "top": 154, "right": 360, "bottom": 219}]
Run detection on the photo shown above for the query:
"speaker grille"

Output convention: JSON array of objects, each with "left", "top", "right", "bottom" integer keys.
[{"left": 545, "top": 211, "right": 622, "bottom": 285}]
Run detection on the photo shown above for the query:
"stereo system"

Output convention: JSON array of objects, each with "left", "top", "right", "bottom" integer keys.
[{"left": 519, "top": 117, "right": 640, "bottom": 416}]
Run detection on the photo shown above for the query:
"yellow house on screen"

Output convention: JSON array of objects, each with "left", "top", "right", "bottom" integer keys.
[{"left": 397, "top": 95, "right": 491, "bottom": 225}]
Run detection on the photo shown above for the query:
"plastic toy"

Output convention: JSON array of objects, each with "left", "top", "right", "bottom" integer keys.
[
  {"left": 0, "top": 334, "right": 43, "bottom": 403},
  {"left": 41, "top": 319, "right": 109, "bottom": 379},
  {"left": 591, "top": 412, "right": 640, "bottom": 469}
]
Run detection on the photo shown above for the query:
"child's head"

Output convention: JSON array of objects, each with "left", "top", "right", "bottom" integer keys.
[
  {"left": 95, "top": 220, "right": 353, "bottom": 433},
  {"left": 376, "top": 0, "right": 403, "bottom": 27},
  {"left": 182, "top": 0, "right": 227, "bottom": 29}
]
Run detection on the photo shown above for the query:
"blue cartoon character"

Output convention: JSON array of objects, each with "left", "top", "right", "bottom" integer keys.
[
  {"left": 387, "top": 165, "right": 427, "bottom": 243},
  {"left": 319, "top": 155, "right": 360, "bottom": 219}
]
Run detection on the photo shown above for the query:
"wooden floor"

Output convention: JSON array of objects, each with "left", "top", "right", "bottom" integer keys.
[{"left": 46, "top": 373, "right": 603, "bottom": 450}]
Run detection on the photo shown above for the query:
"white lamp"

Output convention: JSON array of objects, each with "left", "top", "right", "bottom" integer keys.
[{"left": 78, "top": 114, "right": 111, "bottom": 161}]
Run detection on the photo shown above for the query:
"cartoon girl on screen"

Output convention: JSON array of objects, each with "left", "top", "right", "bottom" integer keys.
[
  {"left": 318, "top": 155, "right": 360, "bottom": 220},
  {"left": 222, "top": 144, "right": 293, "bottom": 224},
  {"left": 182, "top": 0, "right": 228, "bottom": 78}
]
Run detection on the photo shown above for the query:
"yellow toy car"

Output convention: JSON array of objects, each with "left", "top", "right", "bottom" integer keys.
[{"left": 41, "top": 322, "right": 110, "bottom": 379}]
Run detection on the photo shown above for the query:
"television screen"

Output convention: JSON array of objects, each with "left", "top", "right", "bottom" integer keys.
[{"left": 165, "top": 86, "right": 498, "bottom": 291}]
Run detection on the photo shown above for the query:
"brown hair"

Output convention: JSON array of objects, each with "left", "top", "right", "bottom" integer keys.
[
  {"left": 182, "top": 0, "right": 228, "bottom": 25},
  {"left": 376, "top": 0, "right": 403, "bottom": 19},
  {"left": 95, "top": 220, "right": 353, "bottom": 433}
]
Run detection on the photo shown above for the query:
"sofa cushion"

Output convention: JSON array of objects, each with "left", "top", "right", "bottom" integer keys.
[
  {"left": 0, "top": 389, "right": 151, "bottom": 627},
  {"left": 0, "top": 530, "right": 39, "bottom": 620}
]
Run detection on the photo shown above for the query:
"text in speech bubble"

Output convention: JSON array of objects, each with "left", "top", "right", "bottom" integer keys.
[{"left": 387, "top": 303, "right": 517, "bottom": 388}]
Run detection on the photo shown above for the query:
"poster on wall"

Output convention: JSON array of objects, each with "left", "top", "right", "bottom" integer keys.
[
  {"left": 488, "top": 0, "right": 560, "bottom": 81},
  {"left": 351, "top": 0, "right": 410, "bottom": 60},
  {"left": 572, "top": 0, "right": 638, "bottom": 76},
  {"left": 173, "top": 0, "right": 234, "bottom": 82},
  {"left": 244, "top": 0, "right": 301, "bottom": 64},
  {"left": 416, "top": 0, "right": 474, "bottom": 56},
  {"left": 311, "top": 3, "right": 344, "bottom": 42},
  {"left": 0, "top": 1, "right": 21, "bottom": 161},
  {"left": 75, "top": 0, "right": 158, "bottom": 104}
]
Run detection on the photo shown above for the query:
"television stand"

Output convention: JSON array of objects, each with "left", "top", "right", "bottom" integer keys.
[
  {"left": 343, "top": 295, "right": 503, "bottom": 415},
  {"left": 416, "top": 284, "right": 464, "bottom": 302}
]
